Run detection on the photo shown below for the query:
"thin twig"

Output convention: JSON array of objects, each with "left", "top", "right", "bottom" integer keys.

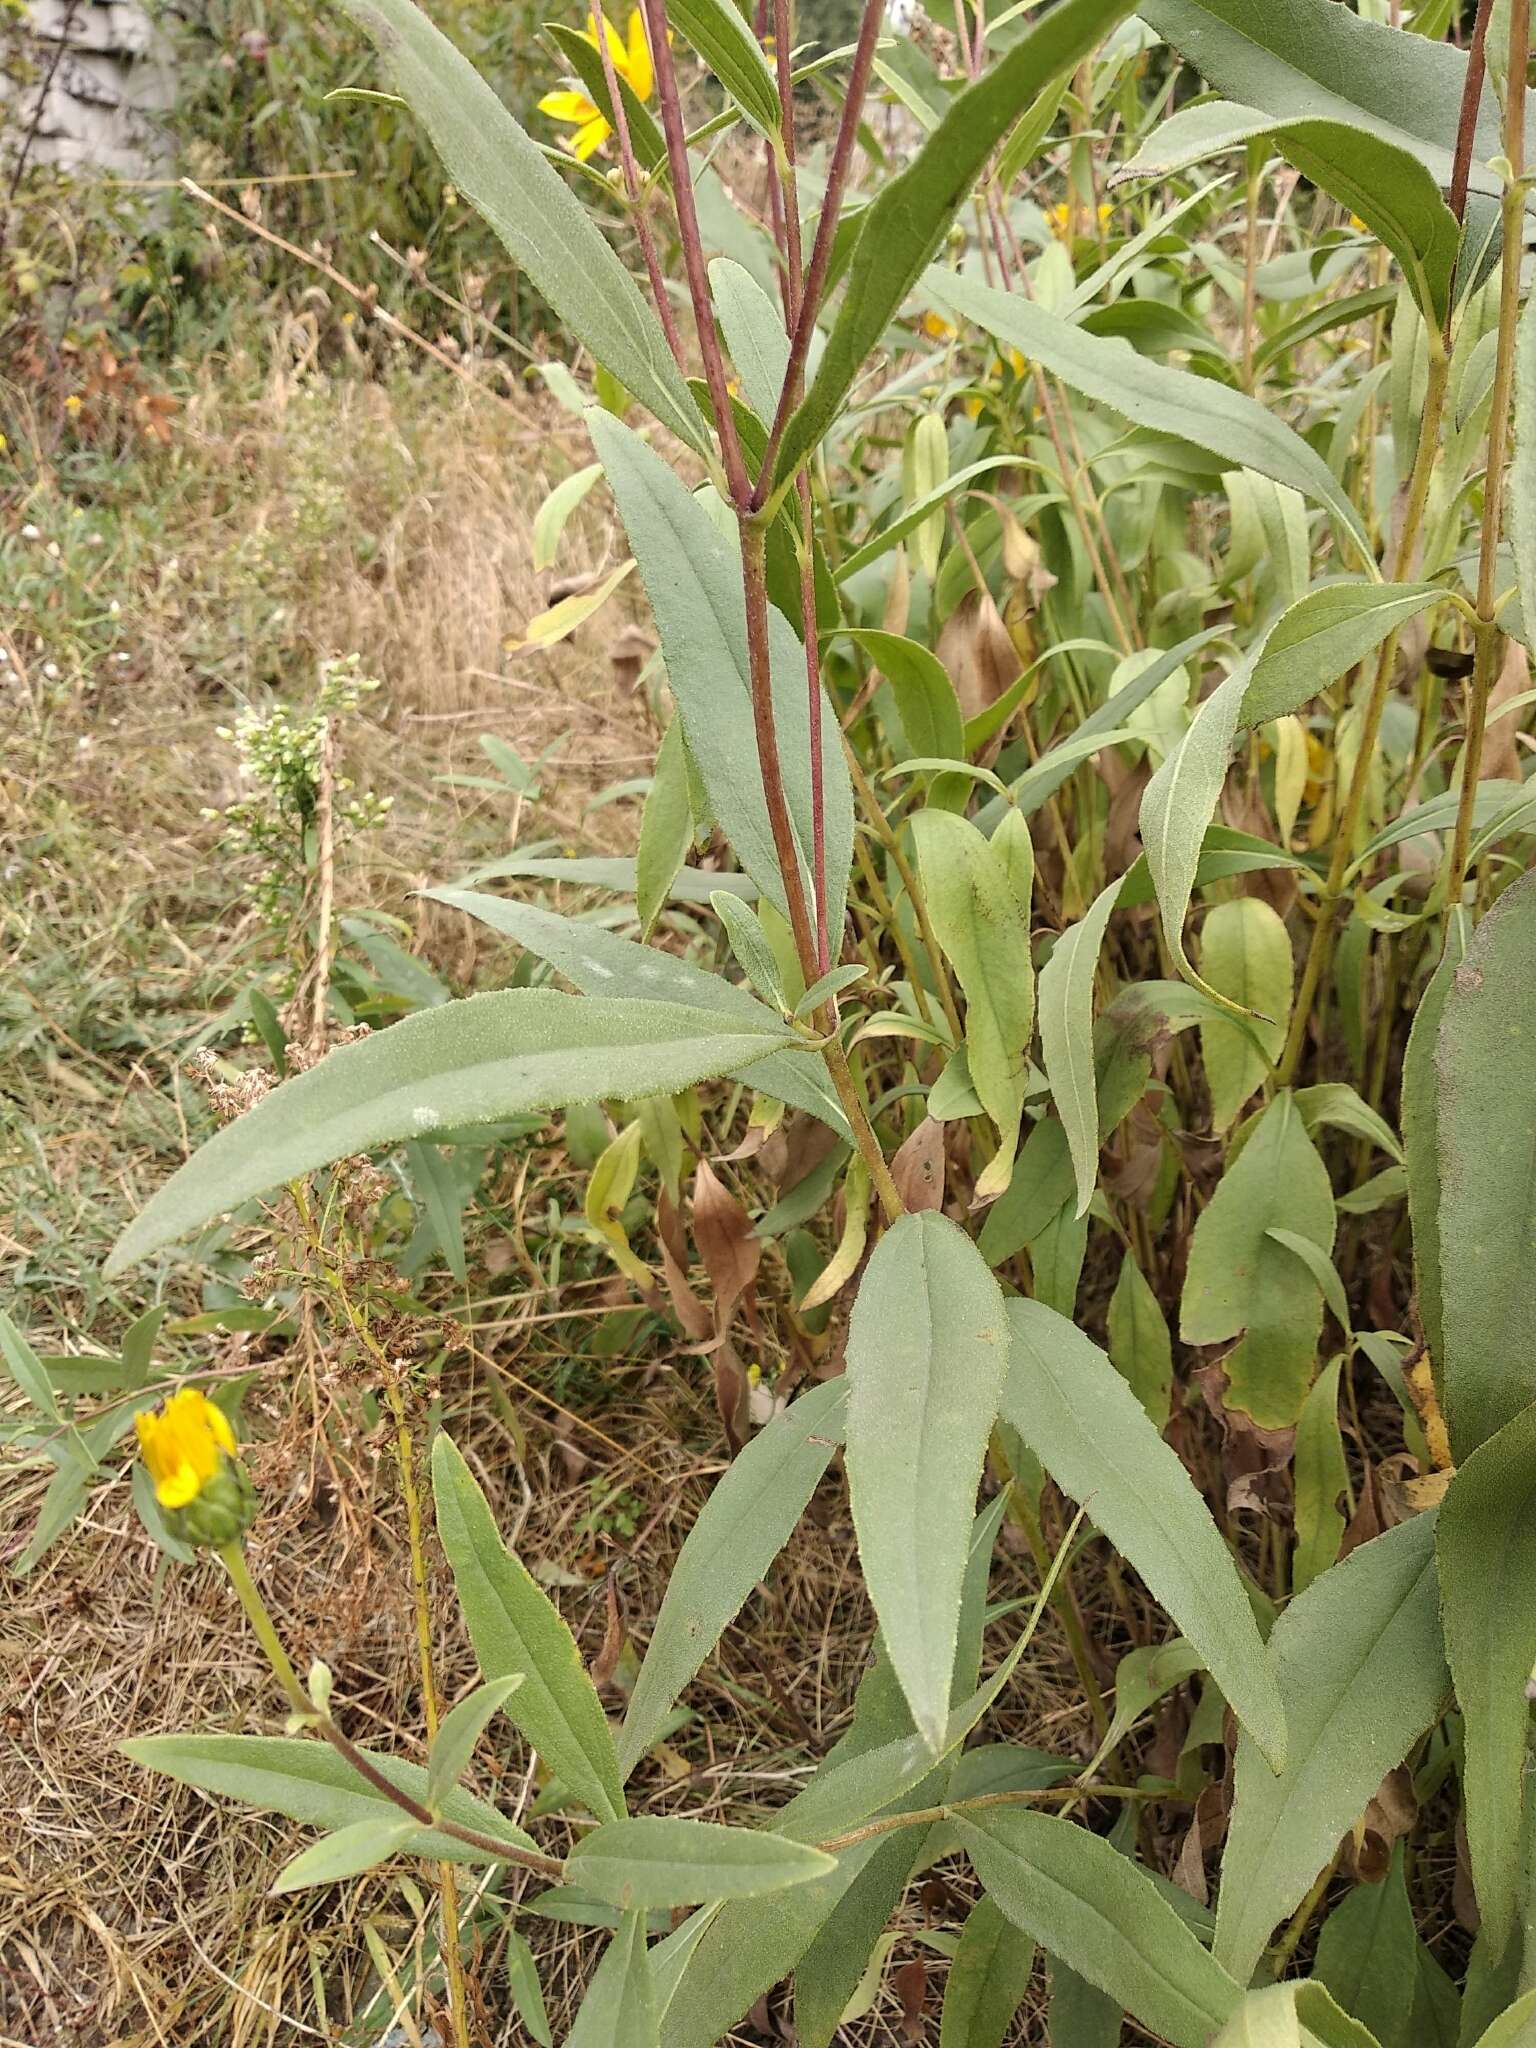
[{"left": 593, "top": 6, "right": 688, "bottom": 371}]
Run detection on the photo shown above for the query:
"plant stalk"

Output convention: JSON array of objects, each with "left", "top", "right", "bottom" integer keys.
[
  {"left": 1447, "top": 0, "right": 1529, "bottom": 894},
  {"left": 1276, "top": 339, "right": 1452, "bottom": 1085}
]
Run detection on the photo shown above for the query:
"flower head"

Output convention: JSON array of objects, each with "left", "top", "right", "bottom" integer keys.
[
  {"left": 539, "top": 9, "right": 654, "bottom": 162},
  {"left": 1047, "top": 200, "right": 1114, "bottom": 240},
  {"left": 135, "top": 1387, "right": 256, "bottom": 1546}
]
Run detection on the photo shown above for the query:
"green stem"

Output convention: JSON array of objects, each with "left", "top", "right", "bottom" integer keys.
[
  {"left": 816, "top": 1781, "right": 1158, "bottom": 1858},
  {"left": 1276, "top": 339, "right": 1452, "bottom": 1086}
]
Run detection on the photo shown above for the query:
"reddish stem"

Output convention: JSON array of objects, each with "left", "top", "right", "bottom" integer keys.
[
  {"left": 751, "top": 0, "right": 887, "bottom": 506},
  {"left": 1448, "top": 0, "right": 1496, "bottom": 228},
  {"left": 593, "top": 6, "right": 687, "bottom": 370},
  {"left": 643, "top": 0, "right": 752, "bottom": 505}
]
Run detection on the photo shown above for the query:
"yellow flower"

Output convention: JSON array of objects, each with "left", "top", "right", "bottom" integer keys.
[
  {"left": 64, "top": 393, "right": 83, "bottom": 415},
  {"left": 1047, "top": 200, "right": 1114, "bottom": 239},
  {"left": 136, "top": 1386, "right": 238, "bottom": 1508},
  {"left": 920, "top": 310, "right": 957, "bottom": 342},
  {"left": 539, "top": 8, "right": 655, "bottom": 162}
]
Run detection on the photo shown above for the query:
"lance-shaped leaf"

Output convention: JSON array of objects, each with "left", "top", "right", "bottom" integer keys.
[
  {"left": 425, "top": 890, "right": 849, "bottom": 1137},
  {"left": 1198, "top": 898, "right": 1293, "bottom": 1133},
  {"left": 1437, "top": 1399, "right": 1536, "bottom": 1957},
  {"left": 1038, "top": 879, "right": 1121, "bottom": 1216},
  {"left": 1237, "top": 583, "right": 1445, "bottom": 730},
  {"left": 668, "top": 0, "right": 780, "bottom": 140},
  {"left": 590, "top": 411, "right": 853, "bottom": 941},
  {"left": 337, "top": 0, "right": 706, "bottom": 457},
  {"left": 120, "top": 1733, "right": 537, "bottom": 1866},
  {"left": 427, "top": 1673, "right": 525, "bottom": 1803},
  {"left": 940, "top": 1894, "right": 1036, "bottom": 2048},
  {"left": 1001, "top": 1298, "right": 1285, "bottom": 1770},
  {"left": 568, "top": 1816, "right": 835, "bottom": 1910},
  {"left": 1434, "top": 869, "right": 1536, "bottom": 1457},
  {"left": 270, "top": 1815, "right": 417, "bottom": 1893},
  {"left": 844, "top": 1212, "right": 1011, "bottom": 1753},
  {"left": 1139, "top": 655, "right": 1258, "bottom": 1003},
  {"left": 710, "top": 257, "right": 788, "bottom": 426},
  {"left": 1122, "top": 103, "right": 1459, "bottom": 323},
  {"left": 928, "top": 269, "right": 1369, "bottom": 556},
  {"left": 953, "top": 1809, "right": 1242, "bottom": 2047},
  {"left": 1138, "top": 0, "right": 1513, "bottom": 220},
  {"left": 1214, "top": 1514, "right": 1448, "bottom": 1983},
  {"left": 772, "top": 0, "right": 1137, "bottom": 490},
  {"left": 432, "top": 1434, "right": 624, "bottom": 1822},
  {"left": 106, "top": 990, "right": 801, "bottom": 1274},
  {"left": 1312, "top": 1843, "right": 1452, "bottom": 2048},
  {"left": 1181, "top": 1092, "right": 1335, "bottom": 1428},
  {"left": 569, "top": 1911, "right": 659, "bottom": 2048},
  {"left": 1401, "top": 908, "right": 1467, "bottom": 1392},
  {"left": 618, "top": 1379, "right": 848, "bottom": 1777},
  {"left": 910, "top": 809, "right": 1034, "bottom": 1202}
]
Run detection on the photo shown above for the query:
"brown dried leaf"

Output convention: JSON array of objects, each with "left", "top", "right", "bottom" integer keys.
[
  {"left": 692, "top": 1156, "right": 761, "bottom": 1328},
  {"left": 1478, "top": 636, "right": 1529, "bottom": 783},
  {"left": 589, "top": 1575, "right": 626, "bottom": 1691},
  {"left": 890, "top": 1116, "right": 946, "bottom": 1213}
]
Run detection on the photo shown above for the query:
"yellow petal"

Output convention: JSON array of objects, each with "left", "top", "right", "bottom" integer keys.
[
  {"left": 572, "top": 114, "right": 612, "bottom": 160},
  {"left": 582, "top": 9, "right": 625, "bottom": 67},
  {"left": 626, "top": 8, "right": 654, "bottom": 100},
  {"left": 157, "top": 1461, "right": 203, "bottom": 1509},
  {"left": 206, "top": 1401, "right": 236, "bottom": 1455},
  {"left": 539, "top": 89, "right": 598, "bottom": 122}
]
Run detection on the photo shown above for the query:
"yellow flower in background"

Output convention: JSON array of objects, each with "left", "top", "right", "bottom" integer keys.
[
  {"left": 1047, "top": 200, "right": 1114, "bottom": 239},
  {"left": 136, "top": 1387, "right": 256, "bottom": 1546},
  {"left": 539, "top": 8, "right": 655, "bottom": 162},
  {"left": 920, "top": 310, "right": 958, "bottom": 342},
  {"left": 137, "top": 1386, "right": 237, "bottom": 1507}
]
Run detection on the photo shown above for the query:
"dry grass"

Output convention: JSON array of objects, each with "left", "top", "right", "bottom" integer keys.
[{"left": 4, "top": 347, "right": 1114, "bottom": 2047}]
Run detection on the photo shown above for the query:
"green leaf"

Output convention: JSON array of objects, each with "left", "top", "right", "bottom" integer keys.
[
  {"left": 1211, "top": 1984, "right": 1304, "bottom": 2047},
  {"left": 710, "top": 258, "right": 788, "bottom": 426},
  {"left": 1180, "top": 1092, "right": 1335, "bottom": 1427},
  {"left": 1106, "top": 1249, "right": 1174, "bottom": 1427},
  {"left": 506, "top": 1928, "right": 554, "bottom": 2047},
  {"left": 120, "top": 1733, "right": 535, "bottom": 1866},
  {"left": 589, "top": 411, "right": 853, "bottom": 942},
  {"left": 1293, "top": 1083, "right": 1404, "bottom": 1164},
  {"left": 772, "top": 0, "right": 1137, "bottom": 490},
  {"left": 845, "top": 630, "right": 965, "bottom": 764},
  {"left": 1082, "top": 1638, "right": 1205, "bottom": 1783},
  {"left": 427, "top": 1673, "right": 525, "bottom": 1804},
  {"left": 953, "top": 1809, "right": 1241, "bottom": 2048},
  {"left": 910, "top": 810, "right": 1034, "bottom": 1201},
  {"left": 1139, "top": 0, "right": 1508, "bottom": 229},
  {"left": 432, "top": 1434, "right": 624, "bottom": 1823},
  {"left": 1199, "top": 899, "right": 1292, "bottom": 1131},
  {"left": 424, "top": 890, "right": 848, "bottom": 1137},
  {"left": 668, "top": 0, "right": 780, "bottom": 141},
  {"left": 836, "top": 458, "right": 1019, "bottom": 584},
  {"left": 0, "top": 1305, "right": 61, "bottom": 1421},
  {"left": 1401, "top": 909, "right": 1467, "bottom": 1390},
  {"left": 637, "top": 719, "right": 695, "bottom": 941},
  {"left": 940, "top": 1894, "right": 1036, "bottom": 2048},
  {"left": 1434, "top": 870, "right": 1536, "bottom": 1457},
  {"left": 1237, "top": 583, "right": 1445, "bottom": 730},
  {"left": 1213, "top": 1513, "right": 1448, "bottom": 1983},
  {"left": 618, "top": 1378, "right": 847, "bottom": 1777},
  {"left": 568, "top": 1816, "right": 834, "bottom": 1910},
  {"left": 1468, "top": 1988, "right": 1536, "bottom": 2047},
  {"left": 13, "top": 1451, "right": 93, "bottom": 1575},
  {"left": 1122, "top": 103, "right": 1459, "bottom": 322},
  {"left": 1312, "top": 1846, "right": 1424, "bottom": 2048},
  {"left": 1038, "top": 880, "right": 1120, "bottom": 1217},
  {"left": 569, "top": 1911, "right": 660, "bottom": 2048},
  {"left": 929, "top": 270, "right": 1369, "bottom": 556},
  {"left": 336, "top": 0, "right": 706, "bottom": 457},
  {"left": 1000, "top": 1297, "right": 1286, "bottom": 1770},
  {"left": 710, "top": 891, "right": 787, "bottom": 1011},
  {"left": 844, "top": 1211, "right": 1011, "bottom": 1752},
  {"left": 1139, "top": 656, "right": 1260, "bottom": 1002},
  {"left": 271, "top": 1815, "right": 417, "bottom": 1893},
  {"left": 107, "top": 990, "right": 799, "bottom": 1274},
  {"left": 405, "top": 1137, "right": 469, "bottom": 1284},
  {"left": 1291, "top": 1358, "right": 1347, "bottom": 1596},
  {"left": 1437, "top": 1398, "right": 1536, "bottom": 1955}
]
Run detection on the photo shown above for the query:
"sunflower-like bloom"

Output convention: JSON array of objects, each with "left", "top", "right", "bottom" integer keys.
[
  {"left": 135, "top": 1387, "right": 256, "bottom": 1547},
  {"left": 539, "top": 9, "right": 655, "bottom": 162}
]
